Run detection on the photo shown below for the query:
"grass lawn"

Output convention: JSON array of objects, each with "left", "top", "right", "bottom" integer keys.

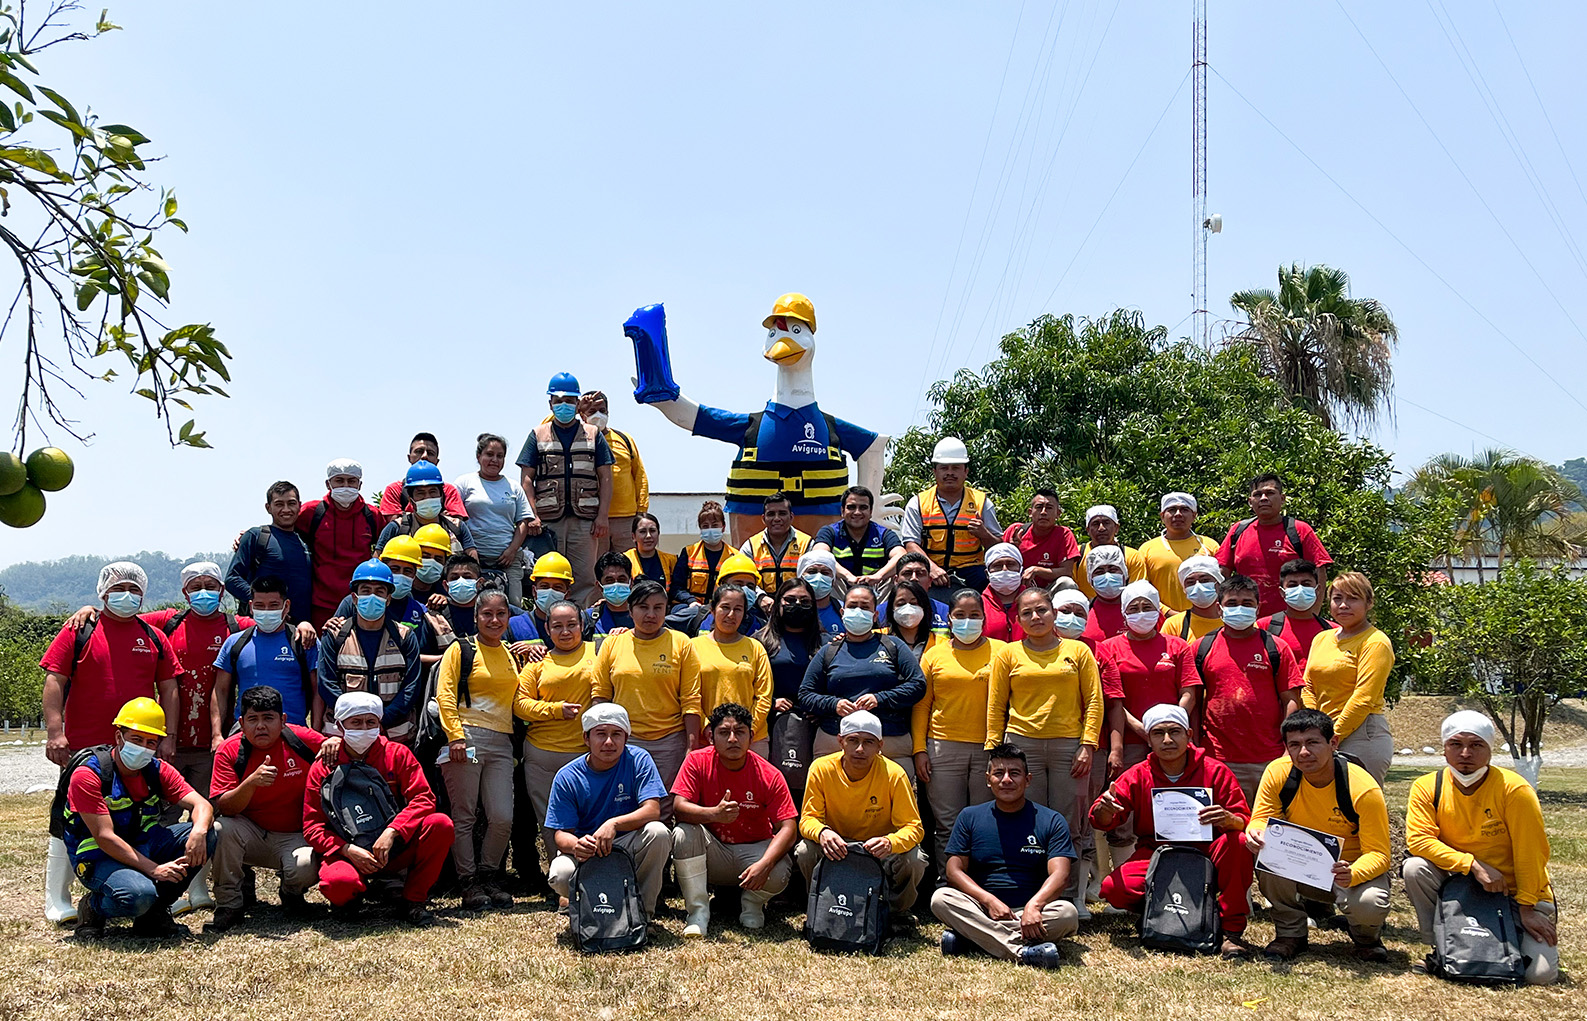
[{"left": 0, "top": 765, "right": 1582, "bottom": 1021}]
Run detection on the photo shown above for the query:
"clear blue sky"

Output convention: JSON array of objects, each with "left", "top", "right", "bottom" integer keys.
[{"left": 5, "top": 1, "right": 1584, "bottom": 567}]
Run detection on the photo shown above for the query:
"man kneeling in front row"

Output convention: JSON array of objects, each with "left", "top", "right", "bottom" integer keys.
[{"left": 930, "top": 742, "right": 1078, "bottom": 968}]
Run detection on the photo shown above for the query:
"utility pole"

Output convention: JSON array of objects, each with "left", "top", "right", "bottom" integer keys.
[{"left": 1192, "top": 0, "right": 1208, "bottom": 345}]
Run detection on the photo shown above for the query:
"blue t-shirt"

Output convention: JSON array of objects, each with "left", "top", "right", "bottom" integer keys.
[
  {"left": 590, "top": 605, "right": 634, "bottom": 636},
  {"left": 215, "top": 627, "right": 310, "bottom": 725},
  {"left": 814, "top": 521, "right": 902, "bottom": 574},
  {"left": 691, "top": 401, "right": 878, "bottom": 516},
  {"left": 764, "top": 633, "right": 815, "bottom": 702},
  {"left": 946, "top": 801, "right": 1075, "bottom": 907},
  {"left": 816, "top": 601, "right": 845, "bottom": 638},
  {"left": 507, "top": 612, "right": 541, "bottom": 643},
  {"left": 797, "top": 633, "right": 926, "bottom": 736},
  {"left": 225, "top": 525, "right": 313, "bottom": 622},
  {"left": 544, "top": 746, "right": 668, "bottom": 836},
  {"left": 877, "top": 597, "right": 950, "bottom": 632}
]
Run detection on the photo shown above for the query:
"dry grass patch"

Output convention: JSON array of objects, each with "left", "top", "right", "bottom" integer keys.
[{"left": 0, "top": 768, "right": 1582, "bottom": 1020}]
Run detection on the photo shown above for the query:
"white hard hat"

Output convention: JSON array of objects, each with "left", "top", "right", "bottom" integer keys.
[{"left": 931, "top": 437, "right": 970, "bottom": 465}]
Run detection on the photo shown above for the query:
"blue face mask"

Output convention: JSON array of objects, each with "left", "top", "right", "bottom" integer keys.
[
  {"left": 414, "top": 497, "right": 443, "bottom": 519},
  {"left": 536, "top": 588, "right": 561, "bottom": 615},
  {"left": 1283, "top": 585, "right": 1317, "bottom": 611},
  {"left": 1091, "top": 573, "right": 1125, "bottom": 598},
  {"left": 802, "top": 572, "right": 833, "bottom": 598},
  {"left": 252, "top": 608, "right": 285, "bottom": 631},
  {"left": 1221, "top": 605, "right": 1258, "bottom": 630},
  {"left": 602, "top": 583, "right": 631, "bottom": 606},
  {"left": 187, "top": 589, "right": 222, "bottom": 615},
  {"left": 1054, "top": 611, "right": 1088, "bottom": 638},
  {"left": 117, "top": 741, "right": 156, "bottom": 770},
  {"left": 1184, "top": 581, "right": 1219, "bottom": 608},
  {"left": 105, "top": 591, "right": 143, "bottom": 617},
  {"left": 699, "top": 527, "right": 725, "bottom": 545},
  {"left": 416, "top": 559, "right": 444, "bottom": 584},
  {"left": 951, "top": 618, "right": 983, "bottom": 642},
  {"left": 551, "top": 402, "right": 578, "bottom": 424},
  {"left": 391, "top": 574, "right": 414, "bottom": 600},
  {"left": 842, "top": 607, "right": 875, "bottom": 636},
  {"left": 448, "top": 578, "right": 478, "bottom": 603},
  {"left": 356, "top": 593, "right": 388, "bottom": 620}
]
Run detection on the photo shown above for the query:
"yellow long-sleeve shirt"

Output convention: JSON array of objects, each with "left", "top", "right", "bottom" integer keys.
[
  {"left": 1405, "top": 766, "right": 1553, "bottom": 906},
  {"left": 436, "top": 639, "right": 519, "bottom": 740},
  {"left": 514, "top": 641, "right": 599, "bottom": 753},
  {"left": 799, "top": 751, "right": 924, "bottom": 853},
  {"left": 1141, "top": 534, "right": 1220, "bottom": 612},
  {"left": 985, "top": 639, "right": 1103, "bottom": 749},
  {"left": 1301, "top": 626, "right": 1394, "bottom": 740},
  {"left": 593, "top": 630, "right": 701, "bottom": 740},
  {"left": 604, "top": 427, "right": 648, "bottom": 518},
  {"left": 1247, "top": 755, "right": 1392, "bottom": 884},
  {"left": 912, "top": 638, "right": 1001, "bottom": 753},
  {"left": 1075, "top": 542, "right": 1148, "bottom": 599},
  {"left": 1159, "top": 607, "right": 1223, "bottom": 641},
  {"left": 690, "top": 633, "right": 773, "bottom": 741}
]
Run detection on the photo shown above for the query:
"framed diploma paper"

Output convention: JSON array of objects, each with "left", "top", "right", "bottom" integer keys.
[
  {"left": 1151, "top": 787, "right": 1214, "bottom": 842},
  {"left": 1255, "top": 820, "right": 1342, "bottom": 890}
]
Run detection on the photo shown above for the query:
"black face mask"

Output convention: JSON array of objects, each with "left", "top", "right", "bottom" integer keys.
[{"left": 781, "top": 604, "right": 815, "bottom": 628}]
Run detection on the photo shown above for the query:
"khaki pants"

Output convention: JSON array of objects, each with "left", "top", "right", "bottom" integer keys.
[
  {"left": 671, "top": 822, "right": 791, "bottom": 895},
  {"left": 523, "top": 744, "right": 582, "bottom": 865},
  {"left": 604, "top": 515, "right": 636, "bottom": 555},
  {"left": 814, "top": 730, "right": 917, "bottom": 781},
  {"left": 211, "top": 816, "right": 317, "bottom": 910},
  {"left": 1338, "top": 714, "right": 1393, "bottom": 785},
  {"left": 922, "top": 739, "right": 991, "bottom": 865},
  {"left": 441, "top": 726, "right": 515, "bottom": 878},
  {"left": 549, "top": 821, "right": 671, "bottom": 916},
  {"left": 1225, "top": 761, "right": 1271, "bottom": 810},
  {"left": 795, "top": 838, "right": 928, "bottom": 913},
  {"left": 631, "top": 731, "right": 689, "bottom": 823},
  {"left": 930, "top": 886, "right": 1078, "bottom": 959},
  {"left": 1258, "top": 870, "right": 1391, "bottom": 940},
  {"left": 550, "top": 514, "right": 599, "bottom": 608},
  {"left": 1005, "top": 734, "right": 1084, "bottom": 843},
  {"left": 1401, "top": 856, "right": 1559, "bottom": 985}
]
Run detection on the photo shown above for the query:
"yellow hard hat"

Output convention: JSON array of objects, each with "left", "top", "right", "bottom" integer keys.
[
  {"left": 717, "top": 550, "right": 760, "bottom": 583},
  {"left": 762, "top": 292, "right": 816, "bottom": 333},
  {"left": 381, "top": 534, "right": 424, "bottom": 568},
  {"left": 530, "top": 551, "right": 575, "bottom": 583},
  {"left": 112, "top": 697, "right": 167, "bottom": 738},
  {"left": 413, "top": 523, "right": 452, "bottom": 555}
]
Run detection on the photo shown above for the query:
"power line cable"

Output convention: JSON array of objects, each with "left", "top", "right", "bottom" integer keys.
[{"left": 1490, "top": 0, "right": 1587, "bottom": 220}]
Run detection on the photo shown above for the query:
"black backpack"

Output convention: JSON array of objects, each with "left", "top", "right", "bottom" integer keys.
[
  {"left": 805, "top": 846, "right": 890, "bottom": 955},
  {"left": 570, "top": 846, "right": 648, "bottom": 952},
  {"left": 49, "top": 744, "right": 162, "bottom": 839},
  {"left": 1139, "top": 845, "right": 1222, "bottom": 954},
  {"left": 319, "top": 760, "right": 400, "bottom": 849},
  {"left": 235, "top": 726, "right": 315, "bottom": 777},
  {"left": 414, "top": 636, "right": 526, "bottom": 757},
  {"left": 1429, "top": 873, "right": 1526, "bottom": 985},
  {"left": 160, "top": 606, "right": 240, "bottom": 638},
  {"left": 1226, "top": 514, "right": 1303, "bottom": 558},
  {"left": 223, "top": 625, "right": 314, "bottom": 724},
  {"left": 1277, "top": 752, "right": 1362, "bottom": 831}
]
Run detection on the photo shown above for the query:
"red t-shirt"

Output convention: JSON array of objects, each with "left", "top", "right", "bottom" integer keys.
[
  {"left": 1215, "top": 518, "right": 1332, "bottom": 617},
  {"left": 1082, "top": 600, "right": 1126, "bottom": 645},
  {"left": 378, "top": 480, "right": 469, "bottom": 523},
  {"left": 1194, "top": 629, "right": 1302, "bottom": 764},
  {"left": 1258, "top": 612, "right": 1337, "bottom": 673},
  {"left": 67, "top": 755, "right": 193, "bottom": 816},
  {"left": 1097, "top": 632, "right": 1201, "bottom": 745},
  {"left": 1003, "top": 523, "right": 1081, "bottom": 572},
  {"left": 980, "top": 588, "right": 1025, "bottom": 643},
  {"left": 670, "top": 747, "right": 796, "bottom": 845},
  {"left": 211, "top": 725, "right": 326, "bottom": 833},
  {"left": 141, "top": 609, "right": 254, "bottom": 751},
  {"left": 40, "top": 616, "right": 183, "bottom": 749}
]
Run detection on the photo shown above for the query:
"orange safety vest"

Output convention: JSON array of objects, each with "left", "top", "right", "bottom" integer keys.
[
  {"left": 745, "top": 528, "right": 811, "bottom": 592},
  {"left": 919, "top": 484, "right": 987, "bottom": 570},
  {"left": 677, "top": 540, "right": 724, "bottom": 599},
  {"left": 530, "top": 422, "right": 601, "bottom": 521}
]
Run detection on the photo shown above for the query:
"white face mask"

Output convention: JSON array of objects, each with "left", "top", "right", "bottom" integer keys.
[
  {"left": 342, "top": 727, "right": 380, "bottom": 754},
  {"left": 1450, "top": 765, "right": 1489, "bottom": 788},
  {"left": 893, "top": 604, "right": 926, "bottom": 628},
  {"left": 1125, "top": 610, "right": 1160, "bottom": 635},
  {"left": 988, "top": 569, "right": 1023, "bottom": 595},
  {"left": 587, "top": 411, "right": 610, "bottom": 431},
  {"left": 330, "top": 486, "right": 360, "bottom": 508}
]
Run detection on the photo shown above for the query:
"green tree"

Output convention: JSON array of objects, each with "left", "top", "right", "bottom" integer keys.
[
  {"left": 0, "top": 586, "right": 58, "bottom": 721},
  {"left": 887, "top": 309, "right": 1452, "bottom": 695},
  {"left": 1, "top": 2, "right": 228, "bottom": 451},
  {"left": 1399, "top": 563, "right": 1587, "bottom": 780},
  {"left": 1228, "top": 263, "right": 1398, "bottom": 430},
  {"left": 1407, "top": 449, "right": 1582, "bottom": 577}
]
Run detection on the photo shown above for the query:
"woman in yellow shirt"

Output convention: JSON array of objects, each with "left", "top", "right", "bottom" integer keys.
[
  {"left": 436, "top": 585, "right": 524, "bottom": 910},
  {"left": 913, "top": 588, "right": 1001, "bottom": 874},
  {"left": 514, "top": 598, "right": 593, "bottom": 869},
  {"left": 1302, "top": 571, "right": 1395, "bottom": 783},
  {"left": 691, "top": 584, "right": 774, "bottom": 756}
]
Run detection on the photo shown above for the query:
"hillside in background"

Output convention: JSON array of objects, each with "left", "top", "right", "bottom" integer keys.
[{"left": 0, "top": 552, "right": 230, "bottom": 612}]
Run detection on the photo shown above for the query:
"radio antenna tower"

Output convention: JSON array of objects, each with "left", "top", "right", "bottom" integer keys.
[{"left": 1192, "top": 0, "right": 1209, "bottom": 345}]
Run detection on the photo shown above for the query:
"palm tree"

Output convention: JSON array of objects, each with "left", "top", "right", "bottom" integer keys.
[
  {"left": 1228, "top": 264, "right": 1399, "bottom": 430},
  {"left": 1407, "top": 449, "right": 1584, "bottom": 577}
]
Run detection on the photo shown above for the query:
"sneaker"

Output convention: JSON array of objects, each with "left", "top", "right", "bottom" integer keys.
[
  {"left": 73, "top": 895, "right": 104, "bottom": 940},
  {"left": 130, "top": 909, "right": 187, "bottom": 939},
  {"left": 205, "top": 905, "right": 247, "bottom": 934},
  {"left": 1015, "top": 942, "right": 1061, "bottom": 969},
  {"left": 1262, "top": 935, "right": 1308, "bottom": 960},
  {"left": 1351, "top": 937, "right": 1389, "bottom": 963},
  {"left": 940, "top": 931, "right": 969, "bottom": 957},
  {"left": 402, "top": 901, "right": 435, "bottom": 927}
]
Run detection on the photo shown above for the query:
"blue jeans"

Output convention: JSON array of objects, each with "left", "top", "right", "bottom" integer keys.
[{"left": 77, "top": 823, "right": 218, "bottom": 919}]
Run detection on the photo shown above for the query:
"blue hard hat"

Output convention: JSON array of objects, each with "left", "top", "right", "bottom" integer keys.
[
  {"left": 547, "top": 371, "right": 581, "bottom": 396},
  {"left": 404, "top": 459, "right": 444, "bottom": 489},
  {"left": 351, "top": 558, "right": 395, "bottom": 591}
]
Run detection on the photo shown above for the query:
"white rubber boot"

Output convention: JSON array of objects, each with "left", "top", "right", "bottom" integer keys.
[
  {"left": 739, "top": 887, "right": 772, "bottom": 930},
  {"left": 1070, "top": 860, "right": 1092, "bottom": 922},
  {"left": 170, "top": 861, "right": 214, "bottom": 916},
  {"left": 44, "top": 837, "right": 79, "bottom": 925},
  {"left": 676, "top": 856, "right": 711, "bottom": 937},
  {"left": 1089, "top": 833, "right": 1108, "bottom": 900}
]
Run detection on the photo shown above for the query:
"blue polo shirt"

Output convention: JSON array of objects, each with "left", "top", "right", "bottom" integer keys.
[
  {"left": 544, "top": 746, "right": 668, "bottom": 836},
  {"left": 946, "top": 800, "right": 1075, "bottom": 907},
  {"left": 692, "top": 401, "right": 878, "bottom": 516},
  {"left": 814, "top": 521, "right": 901, "bottom": 575},
  {"left": 215, "top": 627, "right": 310, "bottom": 725}
]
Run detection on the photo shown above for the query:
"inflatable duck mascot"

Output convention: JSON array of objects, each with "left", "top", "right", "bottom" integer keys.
[{"left": 625, "top": 293, "right": 890, "bottom": 545}]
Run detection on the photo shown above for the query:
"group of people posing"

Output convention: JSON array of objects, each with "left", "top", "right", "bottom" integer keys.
[{"left": 36, "top": 380, "right": 1558, "bottom": 982}]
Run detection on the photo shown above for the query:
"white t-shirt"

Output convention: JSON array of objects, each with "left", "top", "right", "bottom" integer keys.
[{"left": 453, "top": 471, "right": 533, "bottom": 557}]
